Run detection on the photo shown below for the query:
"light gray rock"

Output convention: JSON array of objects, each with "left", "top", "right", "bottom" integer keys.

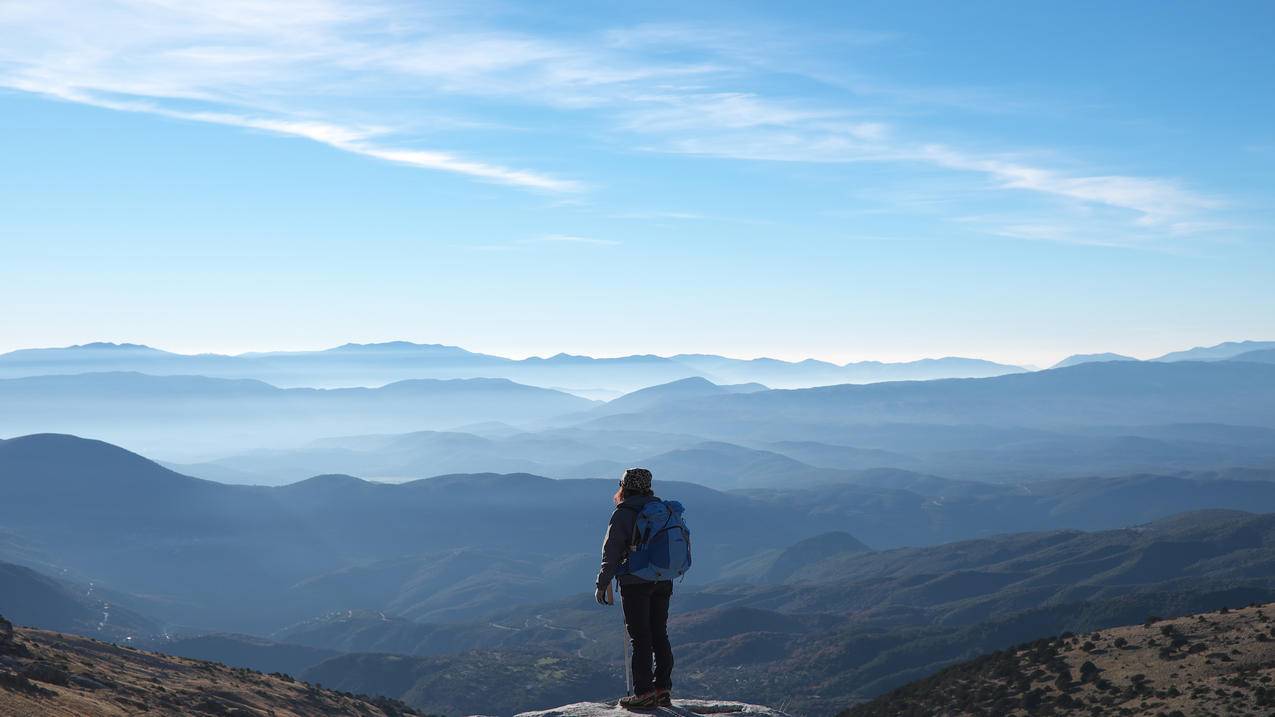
[{"left": 513, "top": 699, "right": 791, "bottom": 717}]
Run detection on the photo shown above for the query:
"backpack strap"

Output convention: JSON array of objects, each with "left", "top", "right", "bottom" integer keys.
[{"left": 616, "top": 503, "right": 644, "bottom": 551}]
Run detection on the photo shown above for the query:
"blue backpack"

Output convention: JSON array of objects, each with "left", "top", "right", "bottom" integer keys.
[{"left": 621, "top": 500, "right": 692, "bottom": 581}]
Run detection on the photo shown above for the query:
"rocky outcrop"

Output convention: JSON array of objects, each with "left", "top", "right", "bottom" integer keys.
[{"left": 515, "top": 699, "right": 792, "bottom": 717}]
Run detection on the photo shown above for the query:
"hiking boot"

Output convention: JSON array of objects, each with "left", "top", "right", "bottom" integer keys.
[
  {"left": 656, "top": 689, "right": 672, "bottom": 707},
  {"left": 618, "top": 691, "right": 661, "bottom": 711}
]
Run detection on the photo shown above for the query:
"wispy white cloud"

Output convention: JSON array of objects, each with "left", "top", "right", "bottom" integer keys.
[
  {"left": 0, "top": 0, "right": 1232, "bottom": 238},
  {"left": 916, "top": 144, "right": 1220, "bottom": 228},
  {"left": 0, "top": 0, "right": 594, "bottom": 191},
  {"left": 18, "top": 81, "right": 583, "bottom": 192},
  {"left": 646, "top": 119, "right": 1221, "bottom": 237}
]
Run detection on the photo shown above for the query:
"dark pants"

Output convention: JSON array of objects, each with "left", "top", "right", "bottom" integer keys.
[{"left": 620, "top": 580, "right": 674, "bottom": 694}]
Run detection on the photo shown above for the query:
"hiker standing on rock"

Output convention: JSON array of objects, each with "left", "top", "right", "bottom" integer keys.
[{"left": 596, "top": 467, "right": 692, "bottom": 710}]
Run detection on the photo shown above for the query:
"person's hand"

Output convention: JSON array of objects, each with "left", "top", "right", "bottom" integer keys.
[{"left": 595, "top": 585, "right": 612, "bottom": 605}]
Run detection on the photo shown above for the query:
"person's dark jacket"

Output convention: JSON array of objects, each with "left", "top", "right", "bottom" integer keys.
[{"left": 596, "top": 494, "right": 659, "bottom": 588}]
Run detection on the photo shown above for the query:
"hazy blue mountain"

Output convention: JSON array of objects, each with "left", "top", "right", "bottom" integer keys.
[
  {"left": 1231, "top": 347, "right": 1275, "bottom": 364},
  {"left": 670, "top": 354, "right": 1026, "bottom": 388},
  {"left": 0, "top": 342, "right": 241, "bottom": 374},
  {"left": 736, "top": 472, "right": 1275, "bottom": 547},
  {"left": 284, "top": 548, "right": 596, "bottom": 623},
  {"left": 0, "top": 340, "right": 1026, "bottom": 392},
  {"left": 270, "top": 605, "right": 604, "bottom": 660},
  {"left": 0, "top": 372, "right": 596, "bottom": 457},
  {"left": 629, "top": 441, "right": 851, "bottom": 489},
  {"left": 587, "top": 376, "right": 768, "bottom": 417},
  {"left": 1069, "top": 421, "right": 1275, "bottom": 447},
  {"left": 738, "top": 509, "right": 1275, "bottom": 607},
  {"left": 1153, "top": 339, "right": 1275, "bottom": 362},
  {"left": 915, "top": 431, "right": 1275, "bottom": 481},
  {"left": 196, "top": 414, "right": 1275, "bottom": 492},
  {"left": 580, "top": 361, "right": 1275, "bottom": 441},
  {"left": 759, "top": 440, "right": 919, "bottom": 470},
  {"left": 1050, "top": 352, "right": 1137, "bottom": 368},
  {"left": 719, "top": 531, "right": 873, "bottom": 584},
  {"left": 180, "top": 425, "right": 705, "bottom": 485},
  {"left": 11, "top": 433, "right": 1275, "bottom": 643},
  {"left": 0, "top": 434, "right": 870, "bottom": 632},
  {"left": 179, "top": 431, "right": 548, "bottom": 485}
]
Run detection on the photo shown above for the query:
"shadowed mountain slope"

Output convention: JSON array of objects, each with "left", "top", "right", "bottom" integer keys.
[{"left": 0, "top": 561, "right": 158, "bottom": 642}]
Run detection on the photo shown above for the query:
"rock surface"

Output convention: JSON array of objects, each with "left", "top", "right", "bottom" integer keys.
[{"left": 515, "top": 699, "right": 792, "bottom": 717}]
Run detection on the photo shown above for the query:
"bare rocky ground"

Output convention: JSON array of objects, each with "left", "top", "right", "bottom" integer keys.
[
  {"left": 0, "top": 615, "right": 420, "bottom": 717},
  {"left": 842, "top": 602, "right": 1275, "bottom": 717}
]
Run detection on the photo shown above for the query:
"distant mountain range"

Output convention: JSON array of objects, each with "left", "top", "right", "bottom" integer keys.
[
  {"left": 3, "top": 358, "right": 1272, "bottom": 466},
  {"left": 180, "top": 415, "right": 1275, "bottom": 487},
  {"left": 0, "top": 340, "right": 1028, "bottom": 392},
  {"left": 0, "top": 372, "right": 595, "bottom": 457},
  {"left": 578, "top": 361, "right": 1275, "bottom": 441},
  {"left": 5, "top": 433, "right": 1275, "bottom": 637},
  {"left": 2, "top": 339, "right": 1268, "bottom": 395},
  {"left": 1153, "top": 339, "right": 1275, "bottom": 362}
]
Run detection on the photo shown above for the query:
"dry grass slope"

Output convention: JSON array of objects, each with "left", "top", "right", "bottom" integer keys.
[
  {"left": 841, "top": 602, "right": 1275, "bottom": 717},
  {"left": 0, "top": 615, "right": 421, "bottom": 717}
]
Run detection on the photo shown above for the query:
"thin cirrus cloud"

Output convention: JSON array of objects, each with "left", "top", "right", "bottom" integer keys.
[
  {"left": 636, "top": 97, "right": 1217, "bottom": 235},
  {"left": 12, "top": 81, "right": 583, "bottom": 193},
  {"left": 0, "top": 0, "right": 1228, "bottom": 241},
  {"left": 0, "top": 0, "right": 592, "bottom": 192}
]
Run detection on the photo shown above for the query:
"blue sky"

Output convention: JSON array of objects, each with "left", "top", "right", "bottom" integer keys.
[{"left": 1, "top": 1, "right": 1272, "bottom": 366}]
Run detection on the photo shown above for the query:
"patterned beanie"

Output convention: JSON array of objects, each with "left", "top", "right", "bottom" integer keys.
[{"left": 621, "top": 467, "right": 653, "bottom": 492}]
